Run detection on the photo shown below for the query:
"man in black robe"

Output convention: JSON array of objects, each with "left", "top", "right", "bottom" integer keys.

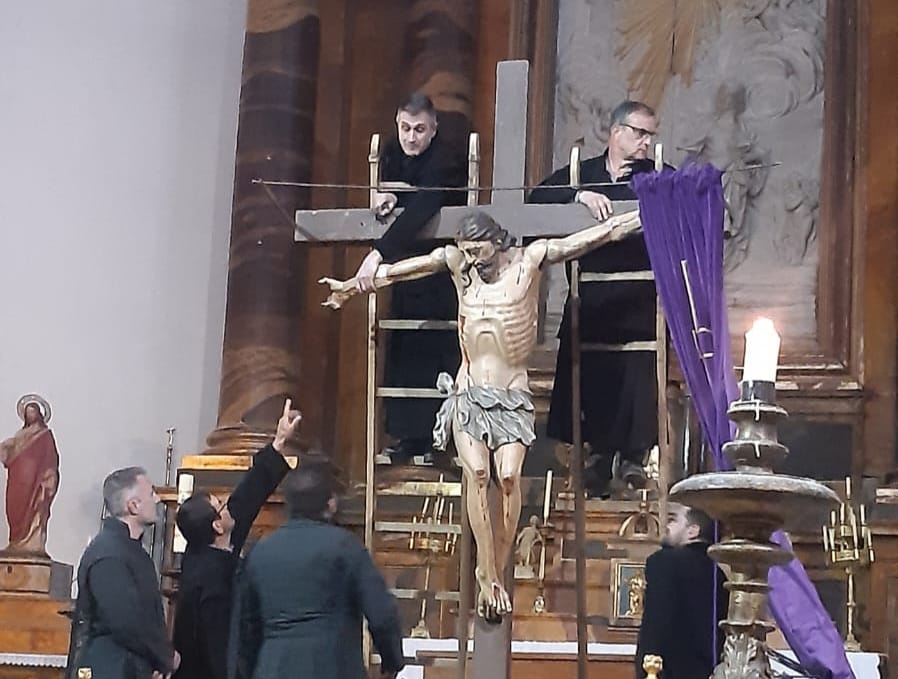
[
  {"left": 235, "top": 463, "right": 405, "bottom": 679},
  {"left": 353, "top": 92, "right": 466, "bottom": 464},
  {"left": 171, "top": 399, "right": 301, "bottom": 679},
  {"left": 635, "top": 504, "right": 728, "bottom": 678},
  {"left": 528, "top": 100, "right": 663, "bottom": 497},
  {"left": 75, "top": 467, "right": 179, "bottom": 679}
]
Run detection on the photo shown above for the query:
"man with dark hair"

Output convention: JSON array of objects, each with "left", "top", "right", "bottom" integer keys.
[
  {"left": 75, "top": 467, "right": 180, "bottom": 679},
  {"left": 635, "top": 503, "right": 728, "bottom": 678},
  {"left": 320, "top": 207, "right": 642, "bottom": 620},
  {"left": 235, "top": 463, "right": 405, "bottom": 679},
  {"left": 171, "top": 399, "right": 301, "bottom": 679},
  {"left": 352, "top": 91, "right": 466, "bottom": 464},
  {"left": 528, "top": 99, "right": 665, "bottom": 497}
]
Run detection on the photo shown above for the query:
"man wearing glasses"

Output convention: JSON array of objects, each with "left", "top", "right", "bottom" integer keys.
[
  {"left": 528, "top": 101, "right": 663, "bottom": 498},
  {"left": 172, "top": 399, "right": 302, "bottom": 679}
]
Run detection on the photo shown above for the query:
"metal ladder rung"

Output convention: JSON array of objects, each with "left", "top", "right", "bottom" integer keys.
[
  {"left": 582, "top": 340, "right": 658, "bottom": 352},
  {"left": 376, "top": 387, "right": 444, "bottom": 398},
  {"left": 579, "top": 270, "right": 654, "bottom": 282},
  {"left": 375, "top": 521, "right": 462, "bottom": 534},
  {"left": 375, "top": 481, "right": 462, "bottom": 497},
  {"left": 378, "top": 319, "right": 458, "bottom": 330},
  {"left": 390, "top": 588, "right": 460, "bottom": 602}
]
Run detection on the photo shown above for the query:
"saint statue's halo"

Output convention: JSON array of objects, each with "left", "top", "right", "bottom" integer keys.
[{"left": 16, "top": 393, "right": 52, "bottom": 424}]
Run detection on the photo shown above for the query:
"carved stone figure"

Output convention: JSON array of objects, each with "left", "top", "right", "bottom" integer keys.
[
  {"left": 0, "top": 395, "right": 60, "bottom": 557},
  {"left": 773, "top": 175, "right": 818, "bottom": 264},
  {"left": 682, "top": 83, "right": 769, "bottom": 269},
  {"left": 515, "top": 515, "right": 544, "bottom": 573},
  {"left": 321, "top": 208, "right": 641, "bottom": 619}
]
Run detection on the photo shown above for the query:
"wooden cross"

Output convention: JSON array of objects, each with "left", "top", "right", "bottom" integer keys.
[
  {"left": 294, "top": 60, "right": 638, "bottom": 679},
  {"left": 294, "top": 60, "right": 637, "bottom": 244}
]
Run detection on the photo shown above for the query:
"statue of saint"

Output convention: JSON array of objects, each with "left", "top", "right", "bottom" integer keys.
[
  {"left": 515, "top": 515, "right": 544, "bottom": 572},
  {"left": 0, "top": 395, "right": 60, "bottom": 557},
  {"left": 321, "top": 209, "right": 641, "bottom": 619}
]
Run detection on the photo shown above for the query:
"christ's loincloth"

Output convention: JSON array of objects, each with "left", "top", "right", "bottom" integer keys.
[{"left": 433, "top": 372, "right": 536, "bottom": 451}]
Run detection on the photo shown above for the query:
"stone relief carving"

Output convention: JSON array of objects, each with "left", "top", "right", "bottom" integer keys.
[{"left": 552, "top": 0, "right": 826, "bottom": 340}]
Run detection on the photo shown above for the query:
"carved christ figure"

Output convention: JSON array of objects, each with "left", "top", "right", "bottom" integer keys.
[
  {"left": 321, "top": 209, "right": 641, "bottom": 619},
  {"left": 0, "top": 395, "right": 60, "bottom": 557}
]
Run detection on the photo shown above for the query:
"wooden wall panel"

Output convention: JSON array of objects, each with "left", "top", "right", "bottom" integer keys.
[{"left": 859, "top": 0, "right": 898, "bottom": 476}]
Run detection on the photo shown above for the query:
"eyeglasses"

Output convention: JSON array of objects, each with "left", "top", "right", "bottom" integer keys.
[{"left": 620, "top": 122, "right": 658, "bottom": 141}]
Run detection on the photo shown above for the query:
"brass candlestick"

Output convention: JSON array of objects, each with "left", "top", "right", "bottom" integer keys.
[
  {"left": 670, "top": 379, "right": 839, "bottom": 679},
  {"left": 407, "top": 475, "right": 456, "bottom": 638},
  {"left": 823, "top": 477, "right": 874, "bottom": 652}
]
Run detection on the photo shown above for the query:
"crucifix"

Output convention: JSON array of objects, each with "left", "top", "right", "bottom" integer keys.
[{"left": 294, "top": 60, "right": 639, "bottom": 679}]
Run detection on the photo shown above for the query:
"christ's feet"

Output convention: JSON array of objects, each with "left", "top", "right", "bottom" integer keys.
[{"left": 475, "top": 568, "right": 512, "bottom": 623}]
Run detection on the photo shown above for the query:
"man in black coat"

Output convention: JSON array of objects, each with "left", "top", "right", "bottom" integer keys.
[
  {"left": 75, "top": 467, "right": 179, "bottom": 679},
  {"left": 171, "top": 399, "right": 301, "bottom": 679},
  {"left": 635, "top": 504, "right": 729, "bottom": 678},
  {"left": 528, "top": 100, "right": 663, "bottom": 497},
  {"left": 235, "top": 463, "right": 405, "bottom": 679},
  {"left": 353, "top": 91, "right": 466, "bottom": 463}
]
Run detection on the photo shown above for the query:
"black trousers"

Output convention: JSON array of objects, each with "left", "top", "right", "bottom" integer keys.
[{"left": 384, "top": 273, "right": 460, "bottom": 442}]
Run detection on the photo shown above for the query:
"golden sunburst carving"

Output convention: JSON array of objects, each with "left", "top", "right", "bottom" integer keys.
[{"left": 615, "top": 0, "right": 738, "bottom": 109}]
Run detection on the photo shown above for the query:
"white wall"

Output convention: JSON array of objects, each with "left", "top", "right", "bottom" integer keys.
[{"left": 0, "top": 0, "right": 248, "bottom": 567}]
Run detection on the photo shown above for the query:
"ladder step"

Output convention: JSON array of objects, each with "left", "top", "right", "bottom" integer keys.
[
  {"left": 375, "top": 521, "right": 462, "bottom": 535},
  {"left": 579, "top": 270, "right": 654, "bottom": 282},
  {"left": 582, "top": 340, "right": 658, "bottom": 352},
  {"left": 378, "top": 319, "right": 458, "bottom": 330},
  {"left": 390, "top": 588, "right": 460, "bottom": 602},
  {"left": 375, "top": 481, "right": 462, "bottom": 497},
  {"left": 376, "top": 387, "right": 444, "bottom": 398}
]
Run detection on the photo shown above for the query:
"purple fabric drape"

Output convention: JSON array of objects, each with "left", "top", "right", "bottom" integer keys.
[
  {"left": 631, "top": 164, "right": 737, "bottom": 462},
  {"left": 632, "top": 165, "right": 854, "bottom": 679}
]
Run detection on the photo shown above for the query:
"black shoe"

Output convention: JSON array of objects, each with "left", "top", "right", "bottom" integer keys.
[{"left": 618, "top": 459, "right": 647, "bottom": 489}]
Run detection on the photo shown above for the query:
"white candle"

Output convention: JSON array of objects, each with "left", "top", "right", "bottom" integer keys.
[
  {"left": 543, "top": 470, "right": 553, "bottom": 524},
  {"left": 177, "top": 473, "right": 194, "bottom": 504},
  {"left": 742, "top": 317, "right": 781, "bottom": 383},
  {"left": 173, "top": 527, "right": 187, "bottom": 554},
  {"left": 654, "top": 143, "right": 663, "bottom": 172}
]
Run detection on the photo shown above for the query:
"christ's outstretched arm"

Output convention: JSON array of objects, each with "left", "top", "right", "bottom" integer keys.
[
  {"left": 537, "top": 209, "right": 642, "bottom": 265},
  {"left": 320, "top": 246, "right": 449, "bottom": 309}
]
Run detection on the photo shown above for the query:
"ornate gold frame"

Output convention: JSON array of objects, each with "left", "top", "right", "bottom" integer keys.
[{"left": 609, "top": 559, "right": 646, "bottom": 628}]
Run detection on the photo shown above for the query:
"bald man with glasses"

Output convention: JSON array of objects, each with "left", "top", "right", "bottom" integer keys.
[
  {"left": 528, "top": 100, "right": 666, "bottom": 499},
  {"left": 172, "top": 400, "right": 301, "bottom": 679}
]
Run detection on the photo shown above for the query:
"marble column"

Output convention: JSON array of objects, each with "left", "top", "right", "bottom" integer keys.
[
  {"left": 205, "top": 0, "right": 320, "bottom": 456},
  {"left": 402, "top": 0, "right": 479, "bottom": 145}
]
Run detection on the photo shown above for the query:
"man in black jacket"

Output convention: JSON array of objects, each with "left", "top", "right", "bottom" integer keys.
[
  {"left": 353, "top": 92, "right": 466, "bottom": 464},
  {"left": 171, "top": 399, "right": 301, "bottom": 679},
  {"left": 76, "top": 467, "right": 179, "bottom": 679},
  {"left": 528, "top": 100, "right": 662, "bottom": 497},
  {"left": 236, "top": 463, "right": 405, "bottom": 679},
  {"left": 635, "top": 504, "right": 729, "bottom": 678}
]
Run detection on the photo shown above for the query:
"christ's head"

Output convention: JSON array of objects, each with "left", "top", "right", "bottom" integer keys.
[
  {"left": 396, "top": 92, "right": 438, "bottom": 157},
  {"left": 23, "top": 402, "right": 45, "bottom": 427},
  {"left": 455, "top": 211, "right": 515, "bottom": 281}
]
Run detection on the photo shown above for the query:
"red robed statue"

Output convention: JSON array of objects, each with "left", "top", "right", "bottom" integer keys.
[{"left": 0, "top": 394, "right": 60, "bottom": 556}]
